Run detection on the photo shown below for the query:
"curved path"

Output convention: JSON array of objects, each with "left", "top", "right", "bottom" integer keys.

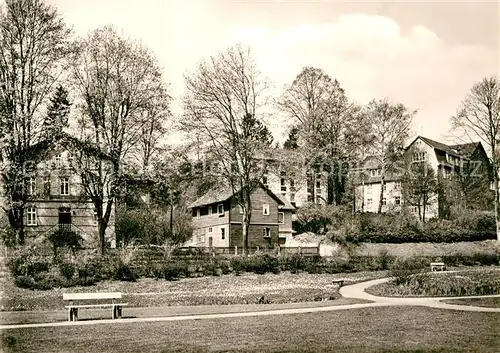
[
  {"left": 339, "top": 277, "right": 500, "bottom": 313},
  {"left": 2, "top": 277, "right": 499, "bottom": 330}
]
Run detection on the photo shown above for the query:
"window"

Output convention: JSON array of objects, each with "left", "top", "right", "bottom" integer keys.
[
  {"left": 55, "top": 154, "right": 62, "bottom": 167},
  {"left": 262, "top": 169, "right": 269, "bottom": 186},
  {"left": 263, "top": 203, "right": 269, "bottom": 216},
  {"left": 60, "top": 177, "right": 69, "bottom": 195},
  {"left": 366, "top": 198, "right": 373, "bottom": 210},
  {"left": 262, "top": 227, "right": 271, "bottom": 238},
  {"left": 200, "top": 206, "right": 209, "bottom": 216},
  {"left": 208, "top": 227, "right": 213, "bottom": 233},
  {"left": 43, "top": 176, "right": 51, "bottom": 195},
  {"left": 395, "top": 196, "right": 401, "bottom": 205},
  {"left": 26, "top": 207, "right": 37, "bottom": 226},
  {"left": 412, "top": 152, "right": 427, "bottom": 162},
  {"left": 208, "top": 206, "right": 212, "bottom": 217},
  {"left": 411, "top": 206, "right": 419, "bottom": 214},
  {"left": 28, "top": 177, "right": 36, "bottom": 195},
  {"left": 197, "top": 233, "right": 205, "bottom": 243},
  {"left": 307, "top": 194, "right": 313, "bottom": 202},
  {"left": 316, "top": 180, "right": 321, "bottom": 189},
  {"left": 196, "top": 209, "right": 200, "bottom": 219},
  {"left": 290, "top": 193, "right": 295, "bottom": 202},
  {"left": 367, "top": 184, "right": 372, "bottom": 194},
  {"left": 278, "top": 212, "right": 284, "bottom": 224},
  {"left": 221, "top": 227, "right": 225, "bottom": 240},
  {"left": 290, "top": 179, "right": 295, "bottom": 191},
  {"left": 394, "top": 181, "right": 401, "bottom": 190},
  {"left": 217, "top": 203, "right": 224, "bottom": 217},
  {"left": 280, "top": 178, "right": 286, "bottom": 192}
]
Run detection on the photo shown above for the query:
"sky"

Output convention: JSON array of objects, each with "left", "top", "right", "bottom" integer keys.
[{"left": 47, "top": 0, "right": 499, "bottom": 145}]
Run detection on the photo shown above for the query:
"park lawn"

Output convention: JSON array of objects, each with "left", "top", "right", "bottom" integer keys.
[
  {"left": 366, "top": 268, "right": 500, "bottom": 297},
  {"left": 2, "top": 306, "right": 500, "bottom": 353},
  {"left": 443, "top": 297, "right": 500, "bottom": 308},
  {"left": 1, "top": 271, "right": 387, "bottom": 311}
]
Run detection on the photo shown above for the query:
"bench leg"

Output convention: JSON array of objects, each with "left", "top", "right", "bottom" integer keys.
[{"left": 68, "top": 308, "right": 78, "bottom": 322}]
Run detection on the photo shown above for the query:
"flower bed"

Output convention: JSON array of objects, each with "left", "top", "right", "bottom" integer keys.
[{"left": 366, "top": 268, "right": 500, "bottom": 297}]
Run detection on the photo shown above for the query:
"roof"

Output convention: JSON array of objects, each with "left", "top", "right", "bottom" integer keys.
[
  {"left": 189, "top": 187, "right": 235, "bottom": 208},
  {"left": 415, "top": 136, "right": 461, "bottom": 157},
  {"left": 189, "top": 183, "right": 296, "bottom": 210},
  {"left": 275, "top": 193, "right": 296, "bottom": 211},
  {"left": 449, "top": 142, "right": 480, "bottom": 157}
]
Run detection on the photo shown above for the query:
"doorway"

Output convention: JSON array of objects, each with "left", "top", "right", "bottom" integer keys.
[{"left": 58, "top": 207, "right": 72, "bottom": 232}]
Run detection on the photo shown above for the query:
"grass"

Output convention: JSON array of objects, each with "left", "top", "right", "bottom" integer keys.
[
  {"left": 354, "top": 240, "right": 500, "bottom": 258},
  {"left": 366, "top": 268, "right": 500, "bottom": 297},
  {"left": 442, "top": 297, "right": 500, "bottom": 308},
  {"left": 2, "top": 306, "right": 500, "bottom": 352},
  {"left": 0, "top": 298, "right": 368, "bottom": 325},
  {"left": 1, "top": 270, "right": 387, "bottom": 311}
]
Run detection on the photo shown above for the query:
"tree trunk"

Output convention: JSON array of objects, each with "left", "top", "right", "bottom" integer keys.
[
  {"left": 9, "top": 206, "right": 25, "bottom": 245},
  {"left": 377, "top": 178, "right": 385, "bottom": 213},
  {"left": 169, "top": 203, "right": 174, "bottom": 233},
  {"left": 494, "top": 171, "right": 500, "bottom": 242}
]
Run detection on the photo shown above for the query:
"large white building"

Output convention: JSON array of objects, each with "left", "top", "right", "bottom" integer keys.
[{"left": 354, "top": 136, "right": 492, "bottom": 218}]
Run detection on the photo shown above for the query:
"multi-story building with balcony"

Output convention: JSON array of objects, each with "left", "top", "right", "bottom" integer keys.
[{"left": 354, "top": 136, "right": 492, "bottom": 218}]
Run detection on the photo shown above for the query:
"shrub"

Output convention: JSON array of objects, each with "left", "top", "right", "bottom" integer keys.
[
  {"left": 377, "top": 248, "right": 394, "bottom": 270},
  {"left": 59, "top": 262, "right": 76, "bottom": 281},
  {"left": 114, "top": 263, "right": 137, "bottom": 282},
  {"left": 14, "top": 275, "right": 37, "bottom": 289},
  {"left": 389, "top": 257, "right": 428, "bottom": 286},
  {"left": 163, "top": 261, "right": 188, "bottom": 280},
  {"left": 284, "top": 253, "right": 307, "bottom": 274},
  {"left": 249, "top": 253, "right": 281, "bottom": 274},
  {"left": 230, "top": 256, "right": 248, "bottom": 275}
]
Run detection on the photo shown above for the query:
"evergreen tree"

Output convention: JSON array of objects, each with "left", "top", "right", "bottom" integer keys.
[
  {"left": 43, "top": 85, "right": 71, "bottom": 138},
  {"left": 283, "top": 127, "right": 299, "bottom": 150}
]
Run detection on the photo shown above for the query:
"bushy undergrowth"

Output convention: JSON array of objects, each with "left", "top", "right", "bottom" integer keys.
[
  {"left": 370, "top": 269, "right": 500, "bottom": 297},
  {"left": 7, "top": 242, "right": 500, "bottom": 291},
  {"left": 294, "top": 206, "right": 496, "bottom": 243}
]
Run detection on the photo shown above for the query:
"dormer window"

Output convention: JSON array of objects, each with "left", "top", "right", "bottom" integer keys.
[
  {"left": 217, "top": 203, "right": 224, "bottom": 217},
  {"left": 27, "top": 177, "right": 36, "bottom": 195},
  {"left": 55, "top": 154, "right": 62, "bottom": 168},
  {"left": 263, "top": 203, "right": 269, "bottom": 216}
]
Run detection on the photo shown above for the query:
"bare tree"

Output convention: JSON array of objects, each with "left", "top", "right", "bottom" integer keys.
[
  {"left": 279, "top": 67, "right": 371, "bottom": 205},
  {"left": 182, "top": 45, "right": 272, "bottom": 255},
  {"left": 402, "top": 160, "right": 439, "bottom": 222},
  {"left": 365, "top": 98, "right": 415, "bottom": 213},
  {"left": 452, "top": 76, "right": 500, "bottom": 241},
  {"left": 0, "top": 0, "right": 71, "bottom": 244},
  {"left": 70, "top": 26, "right": 170, "bottom": 253}
]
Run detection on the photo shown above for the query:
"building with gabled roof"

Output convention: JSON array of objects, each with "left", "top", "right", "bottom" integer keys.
[
  {"left": 354, "top": 136, "right": 492, "bottom": 218},
  {"left": 186, "top": 183, "right": 296, "bottom": 250}
]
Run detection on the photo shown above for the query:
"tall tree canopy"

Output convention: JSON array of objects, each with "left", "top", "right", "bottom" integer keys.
[
  {"left": 279, "top": 67, "right": 369, "bottom": 205},
  {"left": 182, "top": 45, "right": 272, "bottom": 254},
  {"left": 71, "top": 26, "right": 170, "bottom": 253},
  {"left": 365, "top": 98, "right": 415, "bottom": 213},
  {"left": 0, "top": 0, "right": 71, "bottom": 243},
  {"left": 452, "top": 76, "right": 500, "bottom": 241}
]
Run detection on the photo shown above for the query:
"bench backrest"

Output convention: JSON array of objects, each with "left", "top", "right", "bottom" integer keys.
[{"left": 63, "top": 292, "right": 122, "bottom": 301}]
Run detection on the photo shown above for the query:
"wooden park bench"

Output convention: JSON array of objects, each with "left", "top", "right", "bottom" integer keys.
[
  {"left": 332, "top": 279, "right": 344, "bottom": 287},
  {"left": 430, "top": 262, "right": 446, "bottom": 272},
  {"left": 63, "top": 292, "right": 127, "bottom": 322}
]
